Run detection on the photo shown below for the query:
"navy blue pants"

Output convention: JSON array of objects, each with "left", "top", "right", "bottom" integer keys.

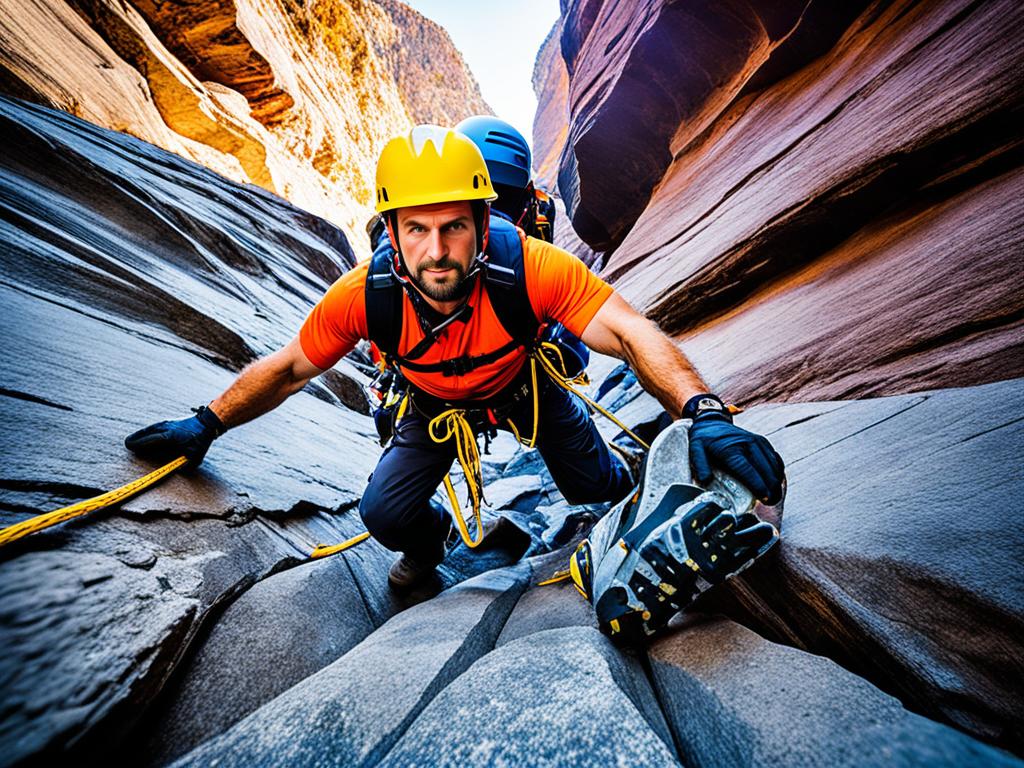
[{"left": 358, "top": 375, "right": 633, "bottom": 563}]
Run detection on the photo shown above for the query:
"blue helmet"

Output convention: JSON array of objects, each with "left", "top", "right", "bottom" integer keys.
[{"left": 455, "top": 115, "right": 532, "bottom": 189}]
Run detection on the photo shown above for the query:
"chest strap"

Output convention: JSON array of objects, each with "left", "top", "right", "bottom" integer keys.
[{"left": 393, "top": 337, "right": 523, "bottom": 377}]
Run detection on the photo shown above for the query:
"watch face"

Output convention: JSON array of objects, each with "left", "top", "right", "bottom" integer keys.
[{"left": 697, "top": 397, "right": 723, "bottom": 412}]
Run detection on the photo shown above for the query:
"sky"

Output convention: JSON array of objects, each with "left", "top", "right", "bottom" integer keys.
[{"left": 403, "top": 0, "right": 561, "bottom": 143}]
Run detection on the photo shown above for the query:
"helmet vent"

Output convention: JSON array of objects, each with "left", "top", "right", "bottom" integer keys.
[
  {"left": 381, "top": 187, "right": 389, "bottom": 202},
  {"left": 485, "top": 134, "right": 529, "bottom": 153},
  {"left": 472, "top": 175, "right": 480, "bottom": 189}
]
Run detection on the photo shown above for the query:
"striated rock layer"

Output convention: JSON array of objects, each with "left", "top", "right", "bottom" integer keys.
[
  {"left": 538, "top": 0, "right": 1024, "bottom": 401},
  {"left": 531, "top": 18, "right": 568, "bottom": 192},
  {"left": 0, "top": 0, "right": 490, "bottom": 254}
]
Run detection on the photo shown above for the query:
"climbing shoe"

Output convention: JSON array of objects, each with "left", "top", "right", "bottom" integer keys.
[
  {"left": 387, "top": 515, "right": 457, "bottom": 591},
  {"left": 570, "top": 419, "right": 780, "bottom": 645},
  {"left": 387, "top": 554, "right": 438, "bottom": 590}
]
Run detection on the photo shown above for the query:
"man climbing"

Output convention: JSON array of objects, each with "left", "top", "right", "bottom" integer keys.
[{"left": 125, "top": 125, "right": 783, "bottom": 633}]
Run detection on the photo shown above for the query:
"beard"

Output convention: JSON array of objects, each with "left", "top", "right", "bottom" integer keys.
[{"left": 413, "top": 257, "right": 469, "bottom": 302}]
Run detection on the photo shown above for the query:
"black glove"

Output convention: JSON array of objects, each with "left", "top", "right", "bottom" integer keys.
[
  {"left": 124, "top": 405, "right": 226, "bottom": 468},
  {"left": 684, "top": 394, "right": 785, "bottom": 505}
]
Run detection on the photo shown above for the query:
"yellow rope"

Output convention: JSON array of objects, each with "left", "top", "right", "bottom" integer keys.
[
  {"left": 537, "top": 568, "right": 573, "bottom": 586},
  {"left": 428, "top": 409, "right": 485, "bottom": 548},
  {"left": 309, "top": 531, "right": 371, "bottom": 559},
  {"left": 395, "top": 392, "right": 409, "bottom": 425},
  {"left": 409, "top": 338, "right": 652, "bottom": 551},
  {"left": 0, "top": 456, "right": 189, "bottom": 547},
  {"left": 533, "top": 341, "right": 651, "bottom": 450}
]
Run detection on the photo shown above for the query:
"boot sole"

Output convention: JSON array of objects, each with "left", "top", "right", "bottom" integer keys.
[{"left": 594, "top": 490, "right": 779, "bottom": 644}]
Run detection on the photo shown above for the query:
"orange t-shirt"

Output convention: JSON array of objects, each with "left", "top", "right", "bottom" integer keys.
[{"left": 299, "top": 236, "right": 613, "bottom": 401}]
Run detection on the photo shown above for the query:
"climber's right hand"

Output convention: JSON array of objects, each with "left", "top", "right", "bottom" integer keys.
[
  {"left": 125, "top": 405, "right": 226, "bottom": 468},
  {"left": 684, "top": 394, "right": 785, "bottom": 505}
]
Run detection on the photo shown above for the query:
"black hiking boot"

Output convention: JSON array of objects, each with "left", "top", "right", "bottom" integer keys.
[
  {"left": 388, "top": 554, "right": 438, "bottom": 590},
  {"left": 570, "top": 420, "right": 781, "bottom": 645}
]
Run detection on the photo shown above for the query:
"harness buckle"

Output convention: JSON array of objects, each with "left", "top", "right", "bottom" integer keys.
[{"left": 441, "top": 356, "right": 474, "bottom": 377}]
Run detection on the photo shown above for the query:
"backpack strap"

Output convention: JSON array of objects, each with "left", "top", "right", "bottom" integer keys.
[
  {"left": 484, "top": 214, "right": 540, "bottom": 346},
  {"left": 363, "top": 212, "right": 540, "bottom": 376},
  {"left": 364, "top": 237, "right": 404, "bottom": 362}
]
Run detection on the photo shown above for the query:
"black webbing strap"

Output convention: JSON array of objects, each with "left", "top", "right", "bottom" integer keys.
[
  {"left": 364, "top": 213, "right": 541, "bottom": 374},
  {"left": 364, "top": 243, "right": 403, "bottom": 360},
  {"left": 393, "top": 338, "right": 522, "bottom": 376}
]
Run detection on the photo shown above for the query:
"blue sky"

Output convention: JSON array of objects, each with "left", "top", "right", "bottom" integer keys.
[{"left": 403, "top": 0, "right": 561, "bottom": 142}]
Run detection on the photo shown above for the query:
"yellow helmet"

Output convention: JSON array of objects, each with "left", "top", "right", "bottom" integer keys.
[{"left": 375, "top": 125, "right": 498, "bottom": 213}]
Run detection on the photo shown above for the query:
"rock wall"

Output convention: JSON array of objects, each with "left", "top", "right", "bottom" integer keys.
[
  {"left": 536, "top": 0, "right": 1024, "bottom": 403},
  {"left": 531, "top": 19, "right": 567, "bottom": 192},
  {"left": 0, "top": 0, "right": 490, "bottom": 255},
  {"left": 2, "top": 85, "right": 1023, "bottom": 768},
  {"left": 0, "top": 96, "right": 528, "bottom": 766}
]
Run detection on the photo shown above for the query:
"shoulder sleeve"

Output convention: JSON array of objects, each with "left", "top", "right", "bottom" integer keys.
[
  {"left": 298, "top": 261, "right": 370, "bottom": 370},
  {"left": 523, "top": 237, "right": 614, "bottom": 337}
]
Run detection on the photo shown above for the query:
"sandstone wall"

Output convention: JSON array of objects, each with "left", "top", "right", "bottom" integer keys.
[
  {"left": 0, "top": 0, "right": 491, "bottom": 255},
  {"left": 536, "top": 0, "right": 1023, "bottom": 403}
]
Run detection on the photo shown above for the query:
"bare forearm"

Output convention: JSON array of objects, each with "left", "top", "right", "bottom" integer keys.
[
  {"left": 620, "top": 318, "right": 708, "bottom": 418},
  {"left": 583, "top": 294, "right": 711, "bottom": 417},
  {"left": 208, "top": 353, "right": 313, "bottom": 428}
]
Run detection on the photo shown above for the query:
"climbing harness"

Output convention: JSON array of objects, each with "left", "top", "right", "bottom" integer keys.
[
  {"left": 0, "top": 456, "right": 188, "bottom": 547},
  {"left": 385, "top": 336, "right": 652, "bottom": 555}
]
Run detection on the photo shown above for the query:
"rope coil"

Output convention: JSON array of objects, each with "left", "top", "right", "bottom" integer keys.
[{"left": 428, "top": 408, "right": 487, "bottom": 548}]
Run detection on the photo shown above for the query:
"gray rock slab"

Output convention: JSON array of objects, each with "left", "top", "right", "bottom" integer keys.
[
  {"left": 648, "top": 618, "right": 1020, "bottom": 767},
  {"left": 0, "top": 548, "right": 200, "bottom": 759},
  {"left": 171, "top": 564, "right": 530, "bottom": 767},
  {"left": 380, "top": 626, "right": 681, "bottom": 767},
  {"left": 496, "top": 550, "right": 599, "bottom": 647},
  {"left": 134, "top": 523, "right": 395, "bottom": 765},
  {"left": 704, "top": 378, "right": 1024, "bottom": 750},
  {"left": 485, "top": 473, "right": 544, "bottom": 513},
  {"left": 0, "top": 505, "right": 382, "bottom": 761}
]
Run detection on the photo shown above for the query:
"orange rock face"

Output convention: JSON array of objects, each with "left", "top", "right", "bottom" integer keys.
[
  {"left": 0, "top": 0, "right": 491, "bottom": 254},
  {"left": 530, "top": 19, "right": 567, "bottom": 192},
  {"left": 536, "top": 0, "right": 1024, "bottom": 401}
]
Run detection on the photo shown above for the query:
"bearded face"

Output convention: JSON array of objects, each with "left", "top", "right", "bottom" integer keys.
[
  {"left": 413, "top": 255, "right": 468, "bottom": 302},
  {"left": 394, "top": 201, "right": 479, "bottom": 306}
]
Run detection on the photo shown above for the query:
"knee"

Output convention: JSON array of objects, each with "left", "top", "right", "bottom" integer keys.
[
  {"left": 556, "top": 454, "right": 634, "bottom": 506},
  {"left": 358, "top": 476, "right": 400, "bottom": 546}
]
